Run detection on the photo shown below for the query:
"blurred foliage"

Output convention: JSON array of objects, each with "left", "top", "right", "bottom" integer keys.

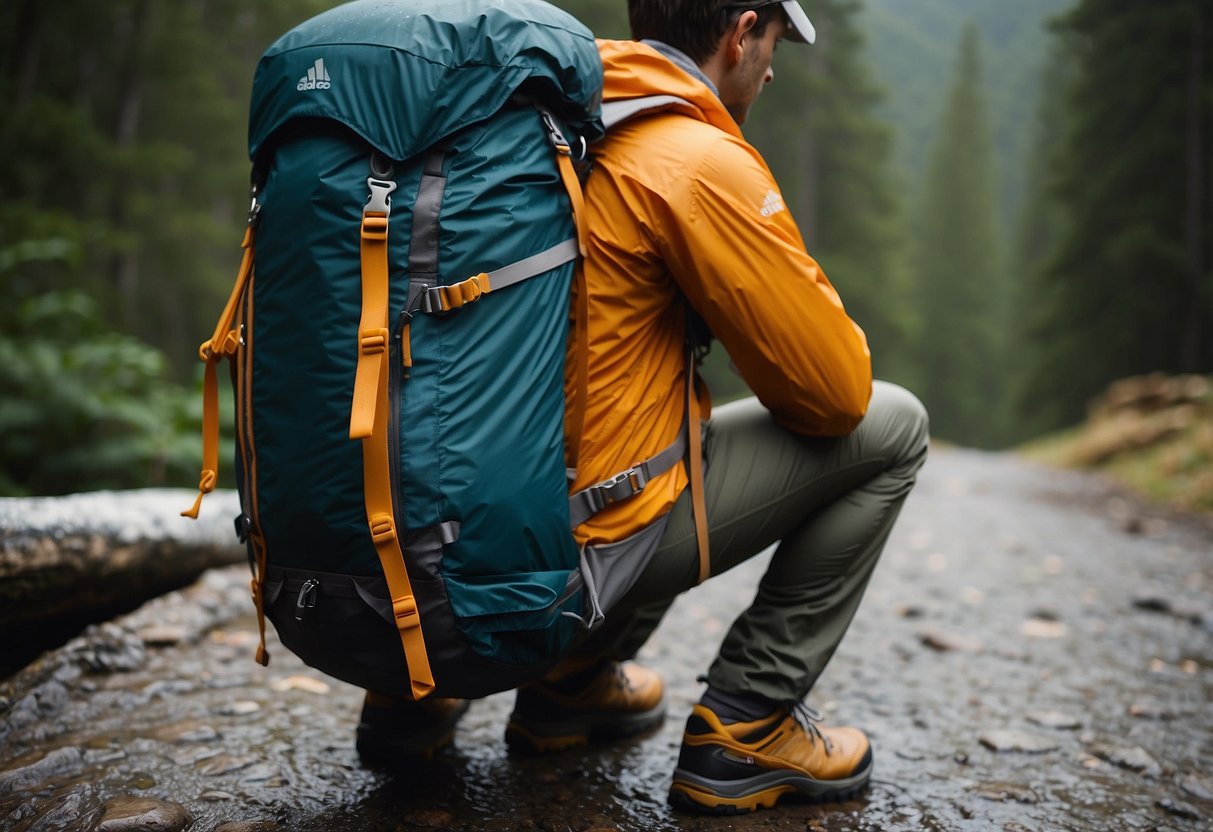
[
  {"left": 0, "top": 241, "right": 223, "bottom": 495},
  {"left": 1015, "top": 0, "right": 1212, "bottom": 434}
]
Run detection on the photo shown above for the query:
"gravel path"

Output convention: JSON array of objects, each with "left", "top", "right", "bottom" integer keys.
[{"left": 2, "top": 447, "right": 1211, "bottom": 831}]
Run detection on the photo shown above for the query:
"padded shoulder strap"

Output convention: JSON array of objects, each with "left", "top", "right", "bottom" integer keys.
[{"left": 601, "top": 95, "right": 694, "bottom": 131}]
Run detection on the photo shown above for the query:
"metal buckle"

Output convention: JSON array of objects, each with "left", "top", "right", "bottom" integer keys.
[
  {"left": 594, "top": 465, "right": 648, "bottom": 508},
  {"left": 295, "top": 578, "right": 320, "bottom": 621}
]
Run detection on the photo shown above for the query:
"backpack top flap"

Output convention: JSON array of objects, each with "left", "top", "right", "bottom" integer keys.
[{"left": 248, "top": 0, "right": 604, "bottom": 164}]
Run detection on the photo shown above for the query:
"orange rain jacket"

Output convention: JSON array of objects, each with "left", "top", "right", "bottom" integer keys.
[{"left": 567, "top": 39, "right": 872, "bottom": 547}]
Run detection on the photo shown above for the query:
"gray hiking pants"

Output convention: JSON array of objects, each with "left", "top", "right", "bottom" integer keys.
[{"left": 571, "top": 380, "right": 929, "bottom": 703}]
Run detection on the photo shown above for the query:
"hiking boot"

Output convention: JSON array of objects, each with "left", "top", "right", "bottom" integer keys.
[
  {"left": 354, "top": 691, "right": 469, "bottom": 765},
  {"left": 505, "top": 659, "right": 666, "bottom": 753},
  {"left": 669, "top": 702, "right": 872, "bottom": 814}
]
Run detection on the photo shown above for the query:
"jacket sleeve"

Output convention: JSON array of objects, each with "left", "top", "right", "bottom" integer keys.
[{"left": 658, "top": 134, "right": 873, "bottom": 437}]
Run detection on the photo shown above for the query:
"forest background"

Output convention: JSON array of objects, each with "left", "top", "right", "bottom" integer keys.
[{"left": 1, "top": 0, "right": 1209, "bottom": 496}]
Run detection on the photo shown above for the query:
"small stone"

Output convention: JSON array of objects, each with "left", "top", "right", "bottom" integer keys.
[
  {"left": 978, "top": 730, "right": 1060, "bottom": 754},
  {"left": 213, "top": 823, "right": 282, "bottom": 832},
  {"left": 137, "top": 626, "right": 187, "bottom": 647},
  {"left": 1180, "top": 772, "right": 1213, "bottom": 801},
  {"left": 96, "top": 796, "right": 191, "bottom": 832},
  {"left": 1088, "top": 743, "right": 1163, "bottom": 778},
  {"left": 973, "top": 782, "right": 1039, "bottom": 804},
  {"left": 199, "top": 791, "right": 237, "bottom": 801},
  {"left": 920, "top": 628, "right": 982, "bottom": 652},
  {"left": 1128, "top": 700, "right": 1175, "bottom": 720},
  {"left": 1021, "top": 618, "right": 1067, "bottom": 639},
  {"left": 401, "top": 809, "right": 455, "bottom": 829},
  {"left": 196, "top": 754, "right": 256, "bottom": 776},
  {"left": 150, "top": 720, "right": 220, "bottom": 744},
  {"left": 126, "top": 772, "right": 156, "bottom": 790},
  {"left": 269, "top": 675, "right": 331, "bottom": 694},
  {"left": 1132, "top": 594, "right": 1173, "bottom": 613},
  {"left": 1026, "top": 711, "right": 1081, "bottom": 730},
  {"left": 1003, "top": 824, "right": 1033, "bottom": 832},
  {"left": 896, "top": 604, "right": 926, "bottom": 619},
  {"left": 217, "top": 700, "right": 262, "bottom": 716},
  {"left": 238, "top": 763, "right": 281, "bottom": 783},
  {"left": 1155, "top": 797, "right": 1201, "bottom": 820}
]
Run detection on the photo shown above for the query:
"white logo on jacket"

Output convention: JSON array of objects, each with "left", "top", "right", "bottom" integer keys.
[
  {"left": 760, "top": 189, "right": 786, "bottom": 217},
  {"left": 298, "top": 58, "right": 331, "bottom": 91}
]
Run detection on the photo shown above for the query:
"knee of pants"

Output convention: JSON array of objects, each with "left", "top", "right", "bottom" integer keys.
[{"left": 869, "top": 380, "right": 930, "bottom": 472}]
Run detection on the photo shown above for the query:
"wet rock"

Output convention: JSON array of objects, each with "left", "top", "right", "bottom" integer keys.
[
  {"left": 137, "top": 626, "right": 187, "bottom": 647},
  {"left": 199, "top": 790, "right": 237, "bottom": 801},
  {"left": 1180, "top": 772, "right": 1213, "bottom": 801},
  {"left": 9, "top": 783, "right": 102, "bottom": 831},
  {"left": 217, "top": 700, "right": 262, "bottom": 716},
  {"left": 1020, "top": 618, "right": 1067, "bottom": 639},
  {"left": 1088, "top": 743, "right": 1163, "bottom": 778},
  {"left": 149, "top": 720, "right": 220, "bottom": 744},
  {"left": 269, "top": 674, "right": 331, "bottom": 695},
  {"left": 196, "top": 754, "right": 256, "bottom": 776},
  {"left": 401, "top": 809, "right": 455, "bottom": 828},
  {"left": 974, "top": 782, "right": 1039, "bottom": 804},
  {"left": 126, "top": 772, "right": 156, "bottom": 790},
  {"left": 66, "top": 623, "right": 147, "bottom": 674},
  {"left": 238, "top": 763, "right": 282, "bottom": 785},
  {"left": 919, "top": 628, "right": 982, "bottom": 652},
  {"left": 213, "top": 822, "right": 281, "bottom": 832},
  {"left": 96, "top": 796, "right": 191, "bottom": 832},
  {"left": 978, "top": 730, "right": 1060, "bottom": 754},
  {"left": 1026, "top": 711, "right": 1081, "bottom": 730},
  {"left": 0, "top": 746, "right": 85, "bottom": 795},
  {"left": 1155, "top": 797, "right": 1201, "bottom": 820},
  {"left": 1128, "top": 700, "right": 1175, "bottom": 720}
]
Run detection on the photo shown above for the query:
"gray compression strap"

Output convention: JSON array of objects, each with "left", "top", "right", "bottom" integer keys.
[
  {"left": 419, "top": 237, "right": 579, "bottom": 314},
  {"left": 568, "top": 427, "right": 688, "bottom": 528},
  {"left": 409, "top": 149, "right": 447, "bottom": 280},
  {"left": 601, "top": 95, "right": 694, "bottom": 131}
]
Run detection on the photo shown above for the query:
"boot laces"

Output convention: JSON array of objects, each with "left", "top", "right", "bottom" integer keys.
[{"left": 792, "top": 702, "right": 833, "bottom": 755}]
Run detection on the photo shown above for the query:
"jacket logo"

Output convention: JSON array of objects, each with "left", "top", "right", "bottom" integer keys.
[
  {"left": 760, "top": 190, "right": 786, "bottom": 217},
  {"left": 297, "top": 58, "right": 332, "bottom": 91}
]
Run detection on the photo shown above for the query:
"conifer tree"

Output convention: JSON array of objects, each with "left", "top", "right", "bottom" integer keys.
[
  {"left": 909, "top": 21, "right": 1003, "bottom": 446},
  {"left": 1019, "top": 0, "right": 1212, "bottom": 431},
  {"left": 748, "top": 0, "right": 911, "bottom": 386}
]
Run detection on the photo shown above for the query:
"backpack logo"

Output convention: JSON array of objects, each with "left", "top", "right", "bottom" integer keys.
[
  {"left": 760, "top": 189, "right": 785, "bottom": 217},
  {"left": 297, "top": 58, "right": 331, "bottom": 91}
]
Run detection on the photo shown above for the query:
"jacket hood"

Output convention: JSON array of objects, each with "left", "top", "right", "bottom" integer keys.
[{"left": 596, "top": 39, "right": 743, "bottom": 140}]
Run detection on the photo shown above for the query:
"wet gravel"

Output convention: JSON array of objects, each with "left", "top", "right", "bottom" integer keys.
[{"left": 2, "top": 447, "right": 1211, "bottom": 831}]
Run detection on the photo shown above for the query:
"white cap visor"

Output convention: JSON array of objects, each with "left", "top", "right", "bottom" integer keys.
[{"left": 780, "top": 1, "right": 817, "bottom": 45}]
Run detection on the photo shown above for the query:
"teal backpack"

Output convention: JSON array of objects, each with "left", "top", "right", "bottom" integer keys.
[{"left": 183, "top": 0, "right": 605, "bottom": 701}]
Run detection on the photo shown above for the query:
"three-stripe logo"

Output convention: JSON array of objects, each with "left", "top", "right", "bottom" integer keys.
[{"left": 297, "top": 58, "right": 331, "bottom": 91}]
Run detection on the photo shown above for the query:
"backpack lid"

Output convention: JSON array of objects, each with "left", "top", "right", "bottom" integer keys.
[{"left": 248, "top": 0, "right": 604, "bottom": 163}]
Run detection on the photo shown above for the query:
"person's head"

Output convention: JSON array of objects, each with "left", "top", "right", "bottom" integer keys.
[{"left": 628, "top": 1, "right": 817, "bottom": 124}]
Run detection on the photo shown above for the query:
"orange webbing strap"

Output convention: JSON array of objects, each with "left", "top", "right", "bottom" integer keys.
[
  {"left": 541, "top": 110, "right": 590, "bottom": 469},
  {"left": 686, "top": 351, "right": 711, "bottom": 585},
  {"left": 556, "top": 152, "right": 587, "bottom": 258},
  {"left": 361, "top": 353, "right": 435, "bottom": 699},
  {"left": 568, "top": 260, "right": 589, "bottom": 471},
  {"left": 183, "top": 225, "right": 256, "bottom": 519},
  {"left": 352, "top": 170, "right": 434, "bottom": 699},
  {"left": 249, "top": 533, "right": 270, "bottom": 666},
  {"left": 349, "top": 207, "right": 392, "bottom": 440}
]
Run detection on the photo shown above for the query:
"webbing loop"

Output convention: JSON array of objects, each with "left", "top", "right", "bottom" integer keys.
[{"left": 183, "top": 211, "right": 257, "bottom": 519}]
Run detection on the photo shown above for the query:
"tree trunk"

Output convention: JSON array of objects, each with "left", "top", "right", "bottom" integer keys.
[
  {"left": 10, "top": 0, "right": 42, "bottom": 110},
  {"left": 1181, "top": 6, "right": 1208, "bottom": 370},
  {"left": 109, "top": 0, "right": 153, "bottom": 331}
]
